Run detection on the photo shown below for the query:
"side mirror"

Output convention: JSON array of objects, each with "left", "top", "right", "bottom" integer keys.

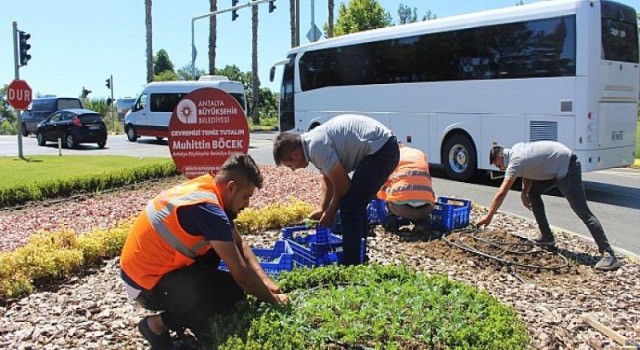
[{"left": 269, "top": 66, "right": 276, "bottom": 82}]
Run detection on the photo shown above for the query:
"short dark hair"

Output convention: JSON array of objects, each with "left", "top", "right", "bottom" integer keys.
[
  {"left": 272, "top": 132, "right": 302, "bottom": 165},
  {"left": 216, "top": 153, "right": 263, "bottom": 189},
  {"left": 489, "top": 145, "right": 503, "bottom": 164}
]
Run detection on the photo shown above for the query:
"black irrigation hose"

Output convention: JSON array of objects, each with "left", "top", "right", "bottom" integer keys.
[{"left": 442, "top": 227, "right": 569, "bottom": 271}]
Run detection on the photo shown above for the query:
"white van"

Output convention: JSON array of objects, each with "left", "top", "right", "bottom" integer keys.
[{"left": 124, "top": 78, "right": 247, "bottom": 142}]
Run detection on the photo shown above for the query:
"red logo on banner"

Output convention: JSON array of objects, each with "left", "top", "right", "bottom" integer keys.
[{"left": 168, "top": 88, "right": 249, "bottom": 178}]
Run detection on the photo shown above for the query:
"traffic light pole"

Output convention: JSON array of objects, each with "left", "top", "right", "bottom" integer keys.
[
  {"left": 109, "top": 75, "right": 115, "bottom": 134},
  {"left": 191, "top": 0, "right": 275, "bottom": 78},
  {"left": 12, "top": 21, "right": 24, "bottom": 159}
]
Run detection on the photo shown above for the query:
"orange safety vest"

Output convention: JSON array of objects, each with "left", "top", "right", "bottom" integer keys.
[
  {"left": 120, "top": 174, "right": 225, "bottom": 290},
  {"left": 377, "top": 145, "right": 435, "bottom": 205}
]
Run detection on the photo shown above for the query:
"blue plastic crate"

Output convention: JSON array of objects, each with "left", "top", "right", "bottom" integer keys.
[
  {"left": 282, "top": 225, "right": 365, "bottom": 267},
  {"left": 422, "top": 196, "right": 471, "bottom": 231},
  {"left": 218, "top": 240, "right": 294, "bottom": 277},
  {"left": 334, "top": 198, "right": 389, "bottom": 230}
]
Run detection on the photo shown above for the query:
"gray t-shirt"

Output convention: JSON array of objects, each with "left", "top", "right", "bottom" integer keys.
[
  {"left": 504, "top": 141, "right": 573, "bottom": 180},
  {"left": 301, "top": 114, "right": 394, "bottom": 173}
]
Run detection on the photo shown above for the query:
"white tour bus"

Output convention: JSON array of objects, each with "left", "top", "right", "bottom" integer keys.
[
  {"left": 124, "top": 77, "right": 247, "bottom": 142},
  {"left": 271, "top": 0, "right": 638, "bottom": 181}
]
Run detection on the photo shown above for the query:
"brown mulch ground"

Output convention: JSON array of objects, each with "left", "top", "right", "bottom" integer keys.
[{"left": 0, "top": 166, "right": 638, "bottom": 349}]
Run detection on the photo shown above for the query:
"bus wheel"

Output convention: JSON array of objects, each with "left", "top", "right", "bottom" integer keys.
[
  {"left": 442, "top": 134, "right": 477, "bottom": 182},
  {"left": 126, "top": 125, "right": 138, "bottom": 142}
]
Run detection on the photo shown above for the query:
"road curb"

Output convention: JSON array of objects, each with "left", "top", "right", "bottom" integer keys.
[
  {"left": 249, "top": 126, "right": 279, "bottom": 132},
  {"left": 491, "top": 208, "right": 640, "bottom": 261}
]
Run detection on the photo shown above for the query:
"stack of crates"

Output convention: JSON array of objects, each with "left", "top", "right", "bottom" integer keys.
[
  {"left": 282, "top": 225, "right": 366, "bottom": 267},
  {"left": 218, "top": 240, "right": 294, "bottom": 277}
]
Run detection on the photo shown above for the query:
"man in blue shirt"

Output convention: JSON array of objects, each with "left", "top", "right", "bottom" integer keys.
[{"left": 273, "top": 114, "right": 400, "bottom": 265}]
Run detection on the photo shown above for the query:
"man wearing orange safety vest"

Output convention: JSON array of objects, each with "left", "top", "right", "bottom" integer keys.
[
  {"left": 377, "top": 145, "right": 436, "bottom": 230},
  {"left": 120, "top": 154, "right": 288, "bottom": 349}
]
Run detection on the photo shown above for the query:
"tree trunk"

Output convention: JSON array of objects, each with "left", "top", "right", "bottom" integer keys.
[
  {"left": 251, "top": 4, "right": 260, "bottom": 125},
  {"left": 208, "top": 0, "right": 217, "bottom": 76},
  {"left": 327, "top": 0, "right": 334, "bottom": 38},
  {"left": 145, "top": 0, "right": 153, "bottom": 83},
  {"left": 290, "top": 0, "right": 296, "bottom": 47}
]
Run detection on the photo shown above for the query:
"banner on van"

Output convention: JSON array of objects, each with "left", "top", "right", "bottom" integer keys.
[{"left": 168, "top": 87, "right": 249, "bottom": 178}]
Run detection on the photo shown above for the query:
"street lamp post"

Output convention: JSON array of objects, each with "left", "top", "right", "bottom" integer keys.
[{"left": 191, "top": 0, "right": 276, "bottom": 78}]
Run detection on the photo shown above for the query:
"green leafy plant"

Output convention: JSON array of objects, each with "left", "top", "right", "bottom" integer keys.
[{"left": 211, "top": 265, "right": 530, "bottom": 349}]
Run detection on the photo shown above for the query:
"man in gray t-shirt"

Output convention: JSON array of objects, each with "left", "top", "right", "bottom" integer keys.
[
  {"left": 476, "top": 140, "right": 620, "bottom": 271},
  {"left": 273, "top": 114, "right": 400, "bottom": 265}
]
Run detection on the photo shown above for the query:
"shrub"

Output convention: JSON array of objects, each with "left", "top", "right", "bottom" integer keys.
[{"left": 212, "top": 265, "right": 530, "bottom": 350}]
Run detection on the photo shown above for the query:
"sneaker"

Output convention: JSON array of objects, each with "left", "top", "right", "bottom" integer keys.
[
  {"left": 138, "top": 317, "right": 173, "bottom": 350},
  {"left": 528, "top": 236, "right": 556, "bottom": 247},
  {"left": 594, "top": 252, "right": 622, "bottom": 271}
]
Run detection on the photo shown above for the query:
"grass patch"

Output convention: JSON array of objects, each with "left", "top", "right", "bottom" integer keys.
[
  {"left": 0, "top": 156, "right": 178, "bottom": 207},
  {"left": 0, "top": 155, "right": 170, "bottom": 185},
  {"left": 211, "top": 265, "right": 530, "bottom": 349}
]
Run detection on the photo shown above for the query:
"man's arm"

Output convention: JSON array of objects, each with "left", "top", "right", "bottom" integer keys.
[
  {"left": 210, "top": 240, "right": 287, "bottom": 305},
  {"left": 231, "top": 227, "right": 280, "bottom": 293},
  {"left": 319, "top": 162, "right": 351, "bottom": 227},
  {"left": 520, "top": 178, "right": 532, "bottom": 210},
  {"left": 475, "top": 176, "right": 517, "bottom": 228},
  {"left": 310, "top": 175, "right": 334, "bottom": 220}
]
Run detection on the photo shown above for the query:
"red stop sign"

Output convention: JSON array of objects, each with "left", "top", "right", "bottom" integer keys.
[{"left": 7, "top": 79, "right": 33, "bottom": 110}]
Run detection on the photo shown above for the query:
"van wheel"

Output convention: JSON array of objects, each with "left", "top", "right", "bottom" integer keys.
[
  {"left": 21, "top": 124, "right": 28, "bottom": 137},
  {"left": 65, "top": 134, "right": 77, "bottom": 149},
  {"left": 442, "top": 134, "right": 477, "bottom": 182},
  {"left": 126, "top": 125, "right": 138, "bottom": 142}
]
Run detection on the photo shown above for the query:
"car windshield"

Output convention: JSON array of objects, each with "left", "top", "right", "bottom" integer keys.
[{"left": 78, "top": 113, "right": 104, "bottom": 124}]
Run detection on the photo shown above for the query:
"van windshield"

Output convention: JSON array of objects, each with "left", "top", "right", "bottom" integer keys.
[{"left": 57, "top": 98, "right": 83, "bottom": 110}]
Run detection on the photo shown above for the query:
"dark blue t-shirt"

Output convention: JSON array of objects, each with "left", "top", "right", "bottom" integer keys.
[{"left": 177, "top": 203, "right": 234, "bottom": 242}]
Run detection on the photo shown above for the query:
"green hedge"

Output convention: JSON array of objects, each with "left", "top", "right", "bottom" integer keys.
[
  {"left": 0, "top": 162, "right": 179, "bottom": 207},
  {"left": 210, "top": 265, "right": 530, "bottom": 349}
]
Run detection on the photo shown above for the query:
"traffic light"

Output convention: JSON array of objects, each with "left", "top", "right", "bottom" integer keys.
[
  {"left": 232, "top": 0, "right": 239, "bottom": 21},
  {"left": 105, "top": 77, "right": 111, "bottom": 89},
  {"left": 268, "top": 0, "right": 276, "bottom": 13},
  {"left": 18, "top": 31, "right": 31, "bottom": 67},
  {"left": 81, "top": 87, "right": 92, "bottom": 99},
  {"left": 107, "top": 98, "right": 113, "bottom": 106}
]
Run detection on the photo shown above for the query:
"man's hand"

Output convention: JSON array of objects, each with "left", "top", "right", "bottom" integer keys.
[
  {"left": 475, "top": 214, "right": 492, "bottom": 228},
  {"left": 520, "top": 192, "right": 531, "bottom": 210},
  {"left": 275, "top": 293, "right": 289, "bottom": 305},
  {"left": 319, "top": 208, "right": 337, "bottom": 228},
  {"left": 309, "top": 209, "right": 323, "bottom": 221},
  {"left": 265, "top": 279, "right": 280, "bottom": 294}
]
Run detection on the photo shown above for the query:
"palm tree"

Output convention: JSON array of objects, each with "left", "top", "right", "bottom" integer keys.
[
  {"left": 145, "top": 0, "right": 153, "bottom": 83},
  {"left": 327, "top": 0, "right": 334, "bottom": 38},
  {"left": 290, "top": 0, "right": 296, "bottom": 47},
  {"left": 251, "top": 3, "right": 260, "bottom": 124},
  {"left": 208, "top": 0, "right": 217, "bottom": 76}
]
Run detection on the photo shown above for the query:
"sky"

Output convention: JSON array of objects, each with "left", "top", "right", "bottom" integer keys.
[{"left": 2, "top": 0, "right": 639, "bottom": 100}]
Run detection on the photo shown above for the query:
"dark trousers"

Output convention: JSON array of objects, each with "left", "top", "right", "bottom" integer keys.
[
  {"left": 135, "top": 260, "right": 245, "bottom": 339},
  {"left": 339, "top": 136, "right": 400, "bottom": 265},
  {"left": 528, "top": 155, "right": 612, "bottom": 254}
]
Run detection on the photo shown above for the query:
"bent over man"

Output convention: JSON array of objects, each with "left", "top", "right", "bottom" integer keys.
[
  {"left": 377, "top": 144, "right": 436, "bottom": 227},
  {"left": 120, "top": 154, "right": 288, "bottom": 349},
  {"left": 273, "top": 114, "right": 400, "bottom": 265},
  {"left": 476, "top": 141, "right": 620, "bottom": 271}
]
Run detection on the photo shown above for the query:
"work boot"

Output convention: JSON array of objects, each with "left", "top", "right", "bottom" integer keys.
[
  {"left": 594, "top": 251, "right": 622, "bottom": 271},
  {"left": 138, "top": 317, "right": 173, "bottom": 350}
]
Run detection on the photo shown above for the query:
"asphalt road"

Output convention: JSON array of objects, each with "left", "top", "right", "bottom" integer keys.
[{"left": 2, "top": 133, "right": 639, "bottom": 257}]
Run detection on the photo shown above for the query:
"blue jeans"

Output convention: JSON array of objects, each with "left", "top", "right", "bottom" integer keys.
[
  {"left": 529, "top": 155, "right": 612, "bottom": 254},
  {"left": 339, "top": 136, "right": 399, "bottom": 265}
]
